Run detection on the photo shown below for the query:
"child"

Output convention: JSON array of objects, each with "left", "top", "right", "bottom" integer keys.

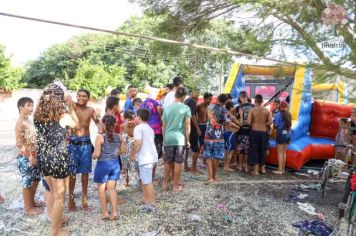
[
  {"left": 335, "top": 118, "right": 349, "bottom": 164},
  {"left": 15, "top": 97, "right": 42, "bottom": 215},
  {"left": 120, "top": 111, "right": 137, "bottom": 185},
  {"left": 68, "top": 89, "right": 101, "bottom": 212},
  {"left": 93, "top": 115, "right": 126, "bottom": 220},
  {"left": 272, "top": 101, "right": 292, "bottom": 174},
  {"left": 133, "top": 98, "right": 143, "bottom": 113},
  {"left": 223, "top": 101, "right": 240, "bottom": 172},
  {"left": 130, "top": 109, "right": 158, "bottom": 208}
]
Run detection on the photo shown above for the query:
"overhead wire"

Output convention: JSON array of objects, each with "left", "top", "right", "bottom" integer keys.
[{"left": 0, "top": 11, "right": 298, "bottom": 65}]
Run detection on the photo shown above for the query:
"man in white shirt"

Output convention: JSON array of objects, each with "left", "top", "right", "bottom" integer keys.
[
  {"left": 131, "top": 109, "right": 158, "bottom": 207},
  {"left": 163, "top": 76, "right": 184, "bottom": 109}
]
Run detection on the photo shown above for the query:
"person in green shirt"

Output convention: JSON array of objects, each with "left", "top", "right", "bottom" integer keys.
[{"left": 162, "top": 88, "right": 191, "bottom": 192}]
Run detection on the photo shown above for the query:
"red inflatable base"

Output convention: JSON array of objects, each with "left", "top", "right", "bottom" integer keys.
[{"left": 266, "top": 144, "right": 335, "bottom": 170}]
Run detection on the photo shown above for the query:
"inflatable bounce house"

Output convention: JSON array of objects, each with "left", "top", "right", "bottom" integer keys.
[{"left": 224, "top": 63, "right": 354, "bottom": 170}]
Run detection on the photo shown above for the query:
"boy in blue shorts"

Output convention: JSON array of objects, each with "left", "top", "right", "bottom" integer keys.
[
  {"left": 67, "top": 89, "right": 101, "bottom": 211},
  {"left": 204, "top": 94, "right": 239, "bottom": 184},
  {"left": 15, "top": 97, "right": 42, "bottom": 215},
  {"left": 131, "top": 109, "right": 158, "bottom": 207}
]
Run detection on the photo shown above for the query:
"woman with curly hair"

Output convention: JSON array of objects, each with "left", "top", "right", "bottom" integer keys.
[{"left": 34, "top": 84, "right": 77, "bottom": 236}]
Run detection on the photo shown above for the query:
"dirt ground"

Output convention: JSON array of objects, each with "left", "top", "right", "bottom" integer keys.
[{"left": 0, "top": 144, "right": 346, "bottom": 236}]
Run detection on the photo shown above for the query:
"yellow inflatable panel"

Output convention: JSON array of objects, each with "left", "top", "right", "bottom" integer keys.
[
  {"left": 223, "top": 63, "right": 240, "bottom": 94},
  {"left": 338, "top": 82, "right": 345, "bottom": 103},
  {"left": 242, "top": 65, "right": 296, "bottom": 76},
  {"left": 290, "top": 66, "right": 306, "bottom": 121},
  {"left": 312, "top": 83, "right": 338, "bottom": 90}
]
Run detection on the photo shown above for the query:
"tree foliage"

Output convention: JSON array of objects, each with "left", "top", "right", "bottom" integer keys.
[
  {"left": 23, "top": 14, "right": 270, "bottom": 95},
  {"left": 0, "top": 45, "right": 25, "bottom": 92},
  {"left": 133, "top": 0, "right": 356, "bottom": 82},
  {"left": 67, "top": 58, "right": 126, "bottom": 99}
]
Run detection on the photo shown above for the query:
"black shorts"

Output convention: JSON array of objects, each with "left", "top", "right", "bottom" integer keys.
[
  {"left": 248, "top": 130, "right": 268, "bottom": 166},
  {"left": 154, "top": 134, "right": 163, "bottom": 159},
  {"left": 164, "top": 146, "right": 184, "bottom": 164},
  {"left": 190, "top": 128, "right": 200, "bottom": 153}
]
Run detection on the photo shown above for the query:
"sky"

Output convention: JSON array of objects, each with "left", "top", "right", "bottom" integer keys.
[{"left": 0, "top": 0, "right": 142, "bottom": 66}]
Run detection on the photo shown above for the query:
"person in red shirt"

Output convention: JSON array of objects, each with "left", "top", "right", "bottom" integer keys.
[{"left": 105, "top": 96, "right": 122, "bottom": 134}]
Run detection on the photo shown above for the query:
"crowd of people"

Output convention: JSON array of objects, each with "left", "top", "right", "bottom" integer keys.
[{"left": 4, "top": 75, "right": 356, "bottom": 236}]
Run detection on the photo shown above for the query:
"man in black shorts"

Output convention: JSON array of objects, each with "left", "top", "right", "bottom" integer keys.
[
  {"left": 184, "top": 90, "right": 203, "bottom": 174},
  {"left": 236, "top": 91, "right": 254, "bottom": 172}
]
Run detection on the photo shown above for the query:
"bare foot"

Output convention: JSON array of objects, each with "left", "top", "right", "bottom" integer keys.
[
  {"left": 33, "top": 201, "right": 45, "bottom": 208},
  {"left": 172, "top": 186, "right": 182, "bottom": 193},
  {"left": 110, "top": 214, "right": 119, "bottom": 220},
  {"left": 252, "top": 171, "right": 259, "bottom": 176},
  {"left": 184, "top": 166, "right": 191, "bottom": 172},
  {"left": 62, "top": 215, "right": 70, "bottom": 225},
  {"left": 162, "top": 181, "right": 169, "bottom": 191},
  {"left": 236, "top": 166, "right": 243, "bottom": 171},
  {"left": 272, "top": 170, "right": 283, "bottom": 175},
  {"left": 101, "top": 213, "right": 110, "bottom": 220},
  {"left": 57, "top": 229, "right": 69, "bottom": 236},
  {"left": 26, "top": 207, "right": 42, "bottom": 216},
  {"left": 191, "top": 169, "right": 203, "bottom": 175},
  {"left": 213, "top": 178, "right": 220, "bottom": 182},
  {"left": 204, "top": 179, "right": 214, "bottom": 185},
  {"left": 260, "top": 166, "right": 266, "bottom": 174},
  {"left": 68, "top": 200, "right": 77, "bottom": 212},
  {"left": 117, "top": 197, "right": 126, "bottom": 205},
  {"left": 223, "top": 167, "right": 235, "bottom": 172}
]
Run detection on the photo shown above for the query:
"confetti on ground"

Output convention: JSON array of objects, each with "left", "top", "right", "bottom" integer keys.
[{"left": 0, "top": 145, "right": 344, "bottom": 235}]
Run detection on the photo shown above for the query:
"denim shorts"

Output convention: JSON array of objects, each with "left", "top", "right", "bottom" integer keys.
[
  {"left": 276, "top": 129, "right": 291, "bottom": 145},
  {"left": 204, "top": 141, "right": 225, "bottom": 160},
  {"left": 139, "top": 163, "right": 155, "bottom": 185},
  {"left": 17, "top": 155, "right": 40, "bottom": 188},
  {"left": 68, "top": 136, "right": 93, "bottom": 174},
  {"left": 94, "top": 160, "right": 120, "bottom": 183}
]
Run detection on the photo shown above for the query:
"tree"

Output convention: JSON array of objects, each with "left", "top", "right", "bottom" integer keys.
[
  {"left": 133, "top": 0, "right": 356, "bottom": 81},
  {"left": 24, "top": 15, "right": 263, "bottom": 94},
  {"left": 67, "top": 58, "right": 126, "bottom": 99},
  {"left": 0, "top": 45, "right": 25, "bottom": 92}
]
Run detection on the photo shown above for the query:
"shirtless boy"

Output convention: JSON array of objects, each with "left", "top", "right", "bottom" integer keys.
[
  {"left": 15, "top": 97, "right": 42, "bottom": 215},
  {"left": 68, "top": 89, "right": 101, "bottom": 211},
  {"left": 247, "top": 94, "right": 272, "bottom": 175},
  {"left": 197, "top": 93, "right": 213, "bottom": 153}
]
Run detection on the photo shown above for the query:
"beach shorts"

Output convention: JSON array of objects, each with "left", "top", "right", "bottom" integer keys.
[
  {"left": 237, "top": 135, "right": 250, "bottom": 154},
  {"left": 154, "top": 134, "right": 163, "bottom": 159},
  {"left": 224, "top": 131, "right": 237, "bottom": 151},
  {"left": 68, "top": 136, "right": 93, "bottom": 174},
  {"left": 17, "top": 155, "right": 41, "bottom": 188},
  {"left": 248, "top": 130, "right": 268, "bottom": 166},
  {"left": 139, "top": 163, "right": 155, "bottom": 185},
  {"left": 198, "top": 124, "right": 207, "bottom": 146},
  {"left": 204, "top": 140, "right": 225, "bottom": 160},
  {"left": 164, "top": 146, "right": 184, "bottom": 164},
  {"left": 94, "top": 160, "right": 120, "bottom": 183},
  {"left": 190, "top": 128, "right": 200, "bottom": 153},
  {"left": 276, "top": 129, "right": 291, "bottom": 145}
]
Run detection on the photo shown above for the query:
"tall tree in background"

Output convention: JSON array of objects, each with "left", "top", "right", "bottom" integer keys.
[
  {"left": 23, "top": 14, "right": 269, "bottom": 95},
  {"left": 0, "top": 45, "right": 24, "bottom": 92},
  {"left": 134, "top": 0, "right": 355, "bottom": 81}
]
